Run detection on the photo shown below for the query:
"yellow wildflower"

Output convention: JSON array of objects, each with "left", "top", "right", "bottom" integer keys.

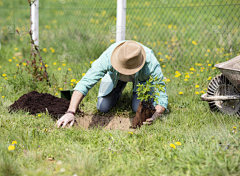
[
  {"left": 207, "top": 49, "right": 210, "bottom": 52},
  {"left": 43, "top": 48, "right": 47, "bottom": 52},
  {"left": 195, "top": 85, "right": 199, "bottom": 88},
  {"left": 159, "top": 58, "right": 163, "bottom": 62},
  {"left": 14, "top": 48, "right": 18, "bottom": 51},
  {"left": 184, "top": 79, "right": 188, "bottom": 81},
  {"left": 59, "top": 88, "right": 63, "bottom": 90},
  {"left": 175, "top": 142, "right": 181, "bottom": 146},
  {"left": 53, "top": 62, "right": 57, "bottom": 65},
  {"left": 58, "top": 68, "right": 61, "bottom": 71},
  {"left": 2, "top": 96, "right": 4, "bottom": 98},
  {"left": 200, "top": 91, "right": 205, "bottom": 94},
  {"left": 233, "top": 126, "right": 237, "bottom": 129},
  {"left": 68, "top": 68, "right": 71, "bottom": 71},
  {"left": 8, "top": 145, "right": 15, "bottom": 151},
  {"left": 38, "top": 114, "right": 41, "bottom": 116},
  {"left": 175, "top": 74, "right": 181, "bottom": 78},
  {"left": 190, "top": 68, "right": 195, "bottom": 71},
  {"left": 192, "top": 41, "right": 197, "bottom": 45},
  {"left": 208, "top": 77, "right": 212, "bottom": 80},
  {"left": 23, "top": 63, "right": 27, "bottom": 66},
  {"left": 55, "top": 93, "right": 58, "bottom": 96},
  {"left": 158, "top": 52, "right": 162, "bottom": 55},
  {"left": 128, "top": 132, "right": 133, "bottom": 135},
  {"left": 8, "top": 59, "right": 12, "bottom": 62},
  {"left": 2, "top": 74, "right": 6, "bottom": 77},
  {"left": 16, "top": 64, "right": 19, "bottom": 67},
  {"left": 162, "top": 65, "right": 166, "bottom": 68},
  {"left": 70, "top": 83, "right": 74, "bottom": 86},
  {"left": 179, "top": 92, "right": 183, "bottom": 95},
  {"left": 166, "top": 79, "right": 170, "bottom": 82},
  {"left": 195, "top": 91, "right": 199, "bottom": 95},
  {"left": 71, "top": 79, "right": 76, "bottom": 82},
  {"left": 82, "top": 73, "right": 86, "bottom": 76},
  {"left": 169, "top": 143, "right": 176, "bottom": 149},
  {"left": 12, "top": 141, "right": 17, "bottom": 145},
  {"left": 110, "top": 39, "right": 115, "bottom": 43}
]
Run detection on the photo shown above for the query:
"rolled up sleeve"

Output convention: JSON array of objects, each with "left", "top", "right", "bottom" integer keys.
[{"left": 73, "top": 52, "right": 110, "bottom": 96}]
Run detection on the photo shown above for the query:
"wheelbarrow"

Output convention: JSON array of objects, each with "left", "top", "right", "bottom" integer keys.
[{"left": 201, "top": 55, "right": 240, "bottom": 116}]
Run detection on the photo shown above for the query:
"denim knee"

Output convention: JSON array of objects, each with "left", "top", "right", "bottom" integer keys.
[{"left": 97, "top": 97, "right": 113, "bottom": 113}]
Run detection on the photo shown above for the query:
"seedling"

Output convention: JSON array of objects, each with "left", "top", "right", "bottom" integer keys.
[{"left": 136, "top": 76, "right": 165, "bottom": 105}]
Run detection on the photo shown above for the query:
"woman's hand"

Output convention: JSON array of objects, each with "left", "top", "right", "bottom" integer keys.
[
  {"left": 143, "top": 105, "right": 165, "bottom": 125},
  {"left": 57, "top": 113, "right": 75, "bottom": 128}
]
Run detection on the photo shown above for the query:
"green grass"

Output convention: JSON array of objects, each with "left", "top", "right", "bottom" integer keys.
[{"left": 0, "top": 0, "right": 240, "bottom": 175}]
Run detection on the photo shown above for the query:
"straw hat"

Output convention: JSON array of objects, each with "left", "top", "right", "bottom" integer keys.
[{"left": 111, "top": 40, "right": 146, "bottom": 75}]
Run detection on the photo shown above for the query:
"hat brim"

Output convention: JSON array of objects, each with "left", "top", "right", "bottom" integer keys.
[{"left": 111, "top": 41, "right": 146, "bottom": 75}]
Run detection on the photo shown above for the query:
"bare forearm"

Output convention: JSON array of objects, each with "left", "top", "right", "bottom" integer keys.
[{"left": 67, "top": 90, "right": 84, "bottom": 113}]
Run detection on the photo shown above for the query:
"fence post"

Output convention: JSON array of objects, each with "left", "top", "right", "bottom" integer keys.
[
  {"left": 116, "top": 0, "right": 126, "bottom": 42},
  {"left": 31, "top": 0, "right": 39, "bottom": 47}
]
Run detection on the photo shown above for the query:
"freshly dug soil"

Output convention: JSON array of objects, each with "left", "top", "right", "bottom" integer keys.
[
  {"left": 8, "top": 91, "right": 83, "bottom": 118},
  {"left": 131, "top": 101, "right": 155, "bottom": 128},
  {"left": 75, "top": 115, "right": 134, "bottom": 130}
]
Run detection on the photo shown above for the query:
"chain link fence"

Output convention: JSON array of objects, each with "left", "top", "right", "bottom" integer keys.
[
  {"left": 0, "top": 0, "right": 239, "bottom": 75},
  {"left": 126, "top": 0, "right": 240, "bottom": 74}
]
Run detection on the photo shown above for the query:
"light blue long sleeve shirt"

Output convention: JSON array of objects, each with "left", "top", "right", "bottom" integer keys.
[{"left": 74, "top": 40, "right": 168, "bottom": 109}]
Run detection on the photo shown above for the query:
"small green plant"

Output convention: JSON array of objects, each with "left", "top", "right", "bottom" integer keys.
[{"left": 136, "top": 76, "right": 165, "bottom": 105}]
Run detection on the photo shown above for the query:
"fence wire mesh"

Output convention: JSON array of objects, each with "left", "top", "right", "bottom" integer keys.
[
  {"left": 0, "top": 0, "right": 239, "bottom": 76},
  {"left": 126, "top": 0, "right": 240, "bottom": 74}
]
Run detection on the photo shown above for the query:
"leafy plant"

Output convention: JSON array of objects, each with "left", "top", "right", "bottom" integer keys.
[{"left": 136, "top": 76, "right": 165, "bottom": 105}]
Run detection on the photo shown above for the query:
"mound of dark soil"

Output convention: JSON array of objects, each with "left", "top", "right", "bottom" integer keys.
[{"left": 8, "top": 91, "right": 83, "bottom": 118}]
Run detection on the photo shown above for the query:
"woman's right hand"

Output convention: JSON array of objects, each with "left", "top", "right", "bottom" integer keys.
[{"left": 57, "top": 113, "right": 75, "bottom": 128}]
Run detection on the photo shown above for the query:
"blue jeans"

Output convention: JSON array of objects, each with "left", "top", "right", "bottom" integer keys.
[{"left": 97, "top": 80, "right": 140, "bottom": 113}]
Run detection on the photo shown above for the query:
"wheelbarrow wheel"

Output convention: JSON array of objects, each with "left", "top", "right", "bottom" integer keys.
[{"left": 207, "top": 73, "right": 240, "bottom": 116}]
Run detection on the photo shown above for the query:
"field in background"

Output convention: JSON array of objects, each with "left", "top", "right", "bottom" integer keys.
[{"left": 0, "top": 0, "right": 240, "bottom": 175}]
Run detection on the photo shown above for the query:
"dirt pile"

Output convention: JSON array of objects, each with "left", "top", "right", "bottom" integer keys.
[{"left": 9, "top": 91, "right": 83, "bottom": 118}]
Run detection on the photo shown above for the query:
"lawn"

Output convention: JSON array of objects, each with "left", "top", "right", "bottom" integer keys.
[{"left": 0, "top": 0, "right": 240, "bottom": 175}]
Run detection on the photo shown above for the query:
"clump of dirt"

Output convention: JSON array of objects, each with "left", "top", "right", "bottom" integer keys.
[
  {"left": 131, "top": 101, "right": 155, "bottom": 128},
  {"left": 8, "top": 91, "right": 83, "bottom": 118}
]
